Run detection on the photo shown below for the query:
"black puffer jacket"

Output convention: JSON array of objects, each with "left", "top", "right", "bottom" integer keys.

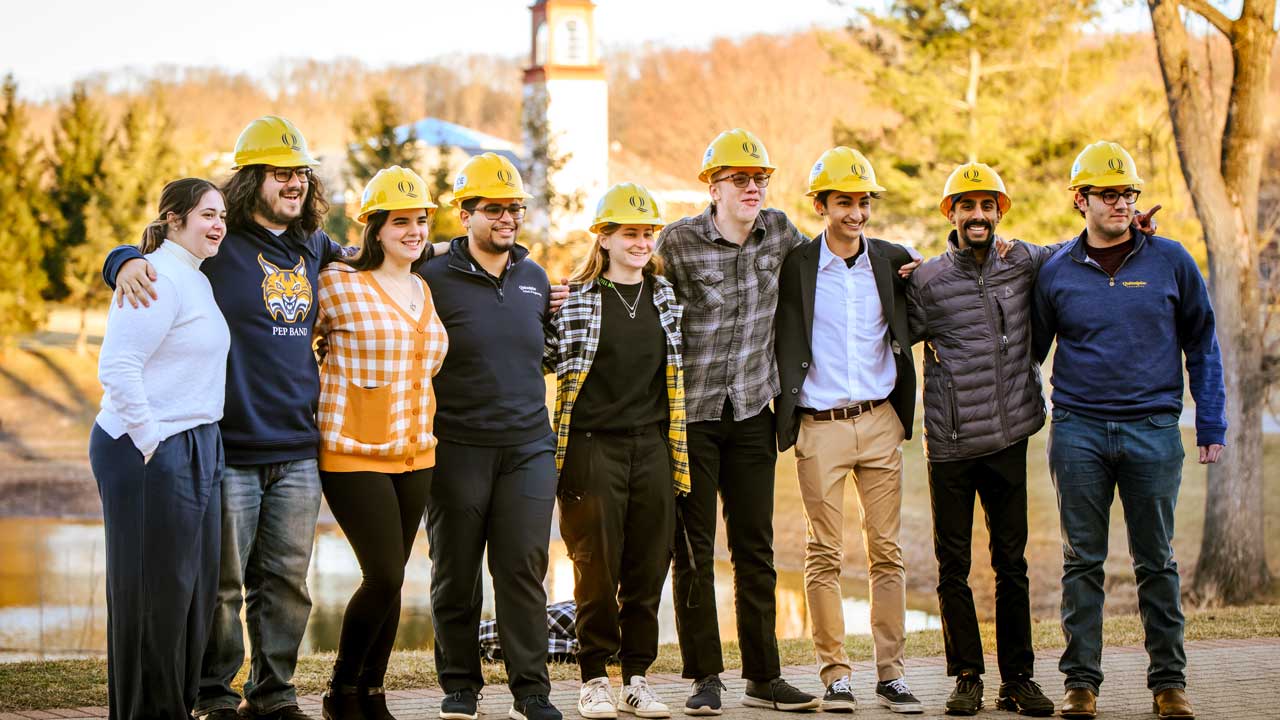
[{"left": 906, "top": 233, "right": 1060, "bottom": 462}]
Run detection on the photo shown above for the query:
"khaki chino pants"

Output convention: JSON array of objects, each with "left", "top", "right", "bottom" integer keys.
[{"left": 795, "top": 400, "right": 907, "bottom": 684}]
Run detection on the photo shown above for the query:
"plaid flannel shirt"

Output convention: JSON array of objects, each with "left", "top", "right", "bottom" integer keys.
[
  {"left": 543, "top": 275, "right": 691, "bottom": 494},
  {"left": 657, "top": 206, "right": 808, "bottom": 423},
  {"left": 479, "top": 600, "right": 579, "bottom": 662}
]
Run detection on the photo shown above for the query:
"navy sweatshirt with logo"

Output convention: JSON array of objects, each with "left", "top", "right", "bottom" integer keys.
[
  {"left": 418, "top": 236, "right": 552, "bottom": 446},
  {"left": 1031, "top": 229, "right": 1227, "bottom": 446},
  {"left": 103, "top": 223, "right": 345, "bottom": 465}
]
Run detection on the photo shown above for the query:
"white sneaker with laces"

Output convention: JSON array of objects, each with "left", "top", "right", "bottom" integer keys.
[
  {"left": 620, "top": 676, "right": 671, "bottom": 719},
  {"left": 579, "top": 677, "right": 617, "bottom": 719}
]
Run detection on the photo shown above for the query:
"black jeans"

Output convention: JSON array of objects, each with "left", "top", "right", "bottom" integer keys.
[
  {"left": 427, "top": 433, "right": 557, "bottom": 699},
  {"left": 559, "top": 424, "right": 675, "bottom": 681},
  {"left": 928, "top": 439, "right": 1034, "bottom": 680},
  {"left": 320, "top": 468, "right": 431, "bottom": 686},
  {"left": 672, "top": 401, "right": 780, "bottom": 681}
]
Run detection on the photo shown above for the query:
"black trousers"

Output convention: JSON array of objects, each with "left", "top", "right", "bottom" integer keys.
[
  {"left": 427, "top": 432, "right": 557, "bottom": 699},
  {"left": 320, "top": 468, "right": 432, "bottom": 686},
  {"left": 89, "top": 422, "right": 223, "bottom": 720},
  {"left": 927, "top": 438, "right": 1035, "bottom": 680},
  {"left": 559, "top": 425, "right": 675, "bottom": 681},
  {"left": 672, "top": 401, "right": 780, "bottom": 681}
]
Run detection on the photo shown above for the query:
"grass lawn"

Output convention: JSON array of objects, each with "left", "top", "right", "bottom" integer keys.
[{"left": 2, "top": 605, "right": 1278, "bottom": 712}]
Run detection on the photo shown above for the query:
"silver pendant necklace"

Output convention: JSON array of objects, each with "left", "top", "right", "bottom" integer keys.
[{"left": 605, "top": 277, "right": 644, "bottom": 319}]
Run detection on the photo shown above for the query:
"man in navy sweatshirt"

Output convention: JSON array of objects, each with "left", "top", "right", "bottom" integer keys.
[
  {"left": 1031, "top": 142, "right": 1226, "bottom": 720},
  {"left": 105, "top": 116, "right": 343, "bottom": 720}
]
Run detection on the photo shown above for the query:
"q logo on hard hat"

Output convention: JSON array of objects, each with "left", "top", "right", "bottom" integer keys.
[
  {"left": 397, "top": 180, "right": 418, "bottom": 198},
  {"left": 454, "top": 174, "right": 467, "bottom": 191},
  {"left": 963, "top": 167, "right": 982, "bottom": 183},
  {"left": 852, "top": 163, "right": 870, "bottom": 180},
  {"left": 742, "top": 141, "right": 761, "bottom": 160},
  {"left": 496, "top": 169, "right": 515, "bottom": 187},
  {"left": 1108, "top": 158, "right": 1126, "bottom": 174},
  {"left": 281, "top": 133, "right": 301, "bottom": 151},
  {"left": 629, "top": 195, "right": 649, "bottom": 213}
]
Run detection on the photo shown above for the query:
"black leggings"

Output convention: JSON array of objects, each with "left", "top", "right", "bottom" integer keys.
[{"left": 320, "top": 468, "right": 431, "bottom": 686}]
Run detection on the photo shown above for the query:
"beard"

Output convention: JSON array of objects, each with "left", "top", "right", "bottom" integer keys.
[
  {"left": 962, "top": 220, "right": 994, "bottom": 248},
  {"left": 256, "top": 188, "right": 304, "bottom": 228}
]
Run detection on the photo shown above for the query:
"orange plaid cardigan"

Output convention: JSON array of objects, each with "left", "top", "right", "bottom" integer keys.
[{"left": 314, "top": 265, "right": 448, "bottom": 473}]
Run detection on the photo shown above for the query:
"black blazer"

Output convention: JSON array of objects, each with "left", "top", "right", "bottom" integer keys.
[{"left": 774, "top": 233, "right": 917, "bottom": 451}]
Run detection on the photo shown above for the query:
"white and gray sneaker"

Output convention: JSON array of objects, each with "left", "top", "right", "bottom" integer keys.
[
  {"left": 875, "top": 678, "right": 924, "bottom": 714},
  {"left": 620, "top": 676, "right": 671, "bottom": 719},
  {"left": 579, "top": 677, "right": 617, "bottom": 720},
  {"left": 821, "top": 676, "right": 857, "bottom": 713}
]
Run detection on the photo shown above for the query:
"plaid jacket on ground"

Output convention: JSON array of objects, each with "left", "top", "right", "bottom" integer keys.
[
  {"left": 314, "top": 266, "right": 448, "bottom": 473},
  {"left": 657, "top": 206, "right": 808, "bottom": 423},
  {"left": 479, "top": 600, "right": 579, "bottom": 662},
  {"left": 543, "top": 275, "right": 691, "bottom": 494}
]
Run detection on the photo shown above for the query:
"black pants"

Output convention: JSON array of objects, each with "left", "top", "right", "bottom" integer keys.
[
  {"left": 928, "top": 439, "right": 1034, "bottom": 680},
  {"left": 673, "top": 401, "right": 780, "bottom": 681},
  {"left": 89, "top": 422, "right": 223, "bottom": 720},
  {"left": 559, "top": 425, "right": 675, "bottom": 681},
  {"left": 427, "top": 433, "right": 557, "bottom": 699},
  {"left": 320, "top": 468, "right": 431, "bottom": 686}
]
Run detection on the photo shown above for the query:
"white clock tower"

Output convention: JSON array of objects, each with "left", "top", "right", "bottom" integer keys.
[{"left": 522, "top": 0, "right": 609, "bottom": 239}]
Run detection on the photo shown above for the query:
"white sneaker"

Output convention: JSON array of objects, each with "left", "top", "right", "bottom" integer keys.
[
  {"left": 579, "top": 677, "right": 617, "bottom": 719},
  {"left": 620, "top": 676, "right": 671, "bottom": 719}
]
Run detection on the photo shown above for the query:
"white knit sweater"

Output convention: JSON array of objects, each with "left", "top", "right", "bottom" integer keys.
[{"left": 96, "top": 240, "right": 230, "bottom": 456}]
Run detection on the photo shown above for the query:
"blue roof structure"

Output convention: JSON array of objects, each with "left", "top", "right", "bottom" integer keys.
[{"left": 394, "top": 117, "right": 523, "bottom": 166}]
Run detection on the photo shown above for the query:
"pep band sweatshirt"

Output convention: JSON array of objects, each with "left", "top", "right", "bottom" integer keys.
[
  {"left": 1031, "top": 229, "right": 1227, "bottom": 447},
  {"left": 104, "top": 222, "right": 348, "bottom": 465}
]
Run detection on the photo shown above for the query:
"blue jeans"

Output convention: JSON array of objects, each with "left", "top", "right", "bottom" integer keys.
[
  {"left": 1048, "top": 408, "right": 1187, "bottom": 694},
  {"left": 196, "top": 459, "right": 322, "bottom": 715}
]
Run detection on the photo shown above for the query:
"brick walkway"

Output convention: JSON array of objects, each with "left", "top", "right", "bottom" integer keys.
[{"left": 5, "top": 638, "right": 1276, "bottom": 720}]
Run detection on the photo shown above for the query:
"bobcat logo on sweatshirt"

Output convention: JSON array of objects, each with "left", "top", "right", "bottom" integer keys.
[{"left": 257, "top": 253, "right": 313, "bottom": 323}]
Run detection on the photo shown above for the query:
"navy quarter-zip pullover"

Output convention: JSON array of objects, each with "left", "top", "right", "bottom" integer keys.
[{"left": 1031, "top": 229, "right": 1227, "bottom": 446}]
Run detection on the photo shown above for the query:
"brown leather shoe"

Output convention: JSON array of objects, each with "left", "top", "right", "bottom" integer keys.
[
  {"left": 1059, "top": 688, "right": 1096, "bottom": 719},
  {"left": 1153, "top": 688, "right": 1195, "bottom": 719}
]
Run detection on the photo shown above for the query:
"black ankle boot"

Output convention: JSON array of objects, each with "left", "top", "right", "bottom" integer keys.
[
  {"left": 322, "top": 681, "right": 367, "bottom": 720},
  {"left": 360, "top": 686, "right": 396, "bottom": 720}
]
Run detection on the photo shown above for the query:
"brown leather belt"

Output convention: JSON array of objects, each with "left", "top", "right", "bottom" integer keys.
[{"left": 800, "top": 398, "right": 886, "bottom": 422}]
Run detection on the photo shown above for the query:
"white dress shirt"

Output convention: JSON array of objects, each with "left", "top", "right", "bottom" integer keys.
[{"left": 797, "top": 234, "right": 897, "bottom": 411}]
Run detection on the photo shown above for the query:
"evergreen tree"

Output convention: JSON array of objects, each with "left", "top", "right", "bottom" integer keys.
[
  {"left": 0, "top": 74, "right": 51, "bottom": 345},
  {"left": 46, "top": 84, "right": 108, "bottom": 308},
  {"left": 348, "top": 90, "right": 419, "bottom": 185}
]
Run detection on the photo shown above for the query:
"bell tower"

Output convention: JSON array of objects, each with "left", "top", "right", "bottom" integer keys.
[{"left": 522, "top": 0, "right": 609, "bottom": 239}]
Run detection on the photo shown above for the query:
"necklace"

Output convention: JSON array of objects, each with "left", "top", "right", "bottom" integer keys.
[
  {"left": 378, "top": 273, "right": 420, "bottom": 313},
  {"left": 602, "top": 277, "right": 644, "bottom": 319}
]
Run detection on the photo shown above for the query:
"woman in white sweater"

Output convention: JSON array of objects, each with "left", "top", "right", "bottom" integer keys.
[{"left": 90, "top": 177, "right": 231, "bottom": 720}]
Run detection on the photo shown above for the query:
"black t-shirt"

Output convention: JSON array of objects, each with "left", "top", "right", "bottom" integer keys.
[{"left": 572, "top": 278, "right": 669, "bottom": 431}]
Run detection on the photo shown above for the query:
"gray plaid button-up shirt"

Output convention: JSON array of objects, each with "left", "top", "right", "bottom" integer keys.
[{"left": 657, "top": 205, "right": 807, "bottom": 423}]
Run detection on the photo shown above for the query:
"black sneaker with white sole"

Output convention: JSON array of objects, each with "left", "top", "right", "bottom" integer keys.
[
  {"left": 510, "top": 695, "right": 561, "bottom": 720},
  {"left": 684, "top": 675, "right": 725, "bottom": 716},
  {"left": 875, "top": 678, "right": 924, "bottom": 714},
  {"left": 742, "top": 678, "right": 820, "bottom": 712},
  {"left": 440, "top": 688, "right": 480, "bottom": 720},
  {"left": 821, "top": 676, "right": 857, "bottom": 713}
]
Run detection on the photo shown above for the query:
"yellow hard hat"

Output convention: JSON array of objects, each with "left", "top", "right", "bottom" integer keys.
[
  {"left": 698, "top": 128, "right": 776, "bottom": 183},
  {"left": 1068, "top": 141, "right": 1144, "bottom": 190},
  {"left": 356, "top": 166, "right": 438, "bottom": 224},
  {"left": 939, "top": 162, "right": 1012, "bottom": 217},
  {"left": 807, "top": 146, "right": 887, "bottom": 196},
  {"left": 451, "top": 153, "right": 533, "bottom": 207},
  {"left": 589, "top": 183, "right": 664, "bottom": 234},
  {"left": 231, "top": 115, "right": 318, "bottom": 169}
]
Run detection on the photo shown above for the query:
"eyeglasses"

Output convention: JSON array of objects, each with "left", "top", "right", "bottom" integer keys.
[
  {"left": 268, "top": 167, "right": 313, "bottom": 183},
  {"left": 1082, "top": 188, "right": 1141, "bottom": 206},
  {"left": 713, "top": 172, "right": 771, "bottom": 189},
  {"left": 476, "top": 203, "right": 527, "bottom": 221}
]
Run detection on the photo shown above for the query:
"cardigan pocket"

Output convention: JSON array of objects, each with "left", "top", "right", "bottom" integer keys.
[{"left": 341, "top": 379, "right": 392, "bottom": 445}]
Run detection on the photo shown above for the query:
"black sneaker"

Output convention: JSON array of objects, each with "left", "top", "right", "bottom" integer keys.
[
  {"left": 440, "top": 689, "right": 480, "bottom": 720},
  {"left": 875, "top": 678, "right": 924, "bottom": 714},
  {"left": 684, "top": 675, "right": 725, "bottom": 716},
  {"left": 996, "top": 677, "right": 1054, "bottom": 717},
  {"left": 945, "top": 672, "right": 983, "bottom": 716},
  {"left": 509, "top": 695, "right": 561, "bottom": 720},
  {"left": 820, "top": 676, "right": 857, "bottom": 713},
  {"left": 742, "top": 678, "right": 820, "bottom": 712}
]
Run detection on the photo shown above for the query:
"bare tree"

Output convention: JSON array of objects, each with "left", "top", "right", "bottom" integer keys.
[{"left": 1147, "top": 0, "right": 1277, "bottom": 604}]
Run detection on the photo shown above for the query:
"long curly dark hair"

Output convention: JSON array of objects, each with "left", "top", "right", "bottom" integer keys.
[{"left": 221, "top": 165, "right": 330, "bottom": 235}]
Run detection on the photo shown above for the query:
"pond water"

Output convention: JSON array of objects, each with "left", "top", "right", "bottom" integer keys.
[{"left": 0, "top": 516, "right": 940, "bottom": 662}]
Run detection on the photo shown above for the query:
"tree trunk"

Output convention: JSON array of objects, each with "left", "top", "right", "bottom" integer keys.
[
  {"left": 75, "top": 303, "right": 88, "bottom": 356},
  {"left": 1148, "top": 0, "right": 1276, "bottom": 603}
]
